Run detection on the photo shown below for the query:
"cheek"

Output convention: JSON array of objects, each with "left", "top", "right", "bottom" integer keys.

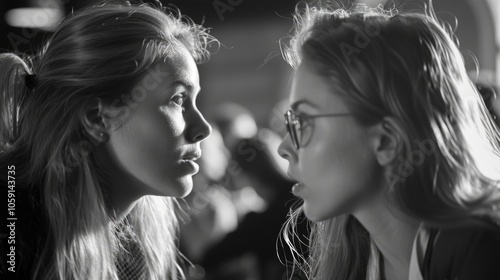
[
  {"left": 158, "top": 105, "right": 184, "bottom": 136},
  {"left": 107, "top": 107, "right": 186, "bottom": 189},
  {"left": 299, "top": 124, "right": 379, "bottom": 221},
  {"left": 116, "top": 108, "right": 181, "bottom": 160}
]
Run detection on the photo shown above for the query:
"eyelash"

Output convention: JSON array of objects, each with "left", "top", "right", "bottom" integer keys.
[{"left": 171, "top": 94, "right": 186, "bottom": 111}]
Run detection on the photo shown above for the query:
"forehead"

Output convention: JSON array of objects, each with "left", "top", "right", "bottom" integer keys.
[
  {"left": 293, "top": 61, "right": 323, "bottom": 85},
  {"left": 290, "top": 61, "right": 348, "bottom": 111},
  {"left": 161, "top": 47, "right": 199, "bottom": 85}
]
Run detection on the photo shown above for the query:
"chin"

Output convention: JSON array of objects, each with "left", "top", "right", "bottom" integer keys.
[
  {"left": 304, "top": 210, "right": 328, "bottom": 222},
  {"left": 177, "top": 184, "right": 193, "bottom": 198},
  {"left": 151, "top": 176, "right": 193, "bottom": 197},
  {"left": 303, "top": 201, "right": 345, "bottom": 222},
  {"left": 172, "top": 176, "right": 194, "bottom": 197},
  {"left": 303, "top": 202, "right": 326, "bottom": 222}
]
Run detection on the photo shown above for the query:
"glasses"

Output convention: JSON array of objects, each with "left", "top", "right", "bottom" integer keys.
[{"left": 284, "top": 109, "right": 353, "bottom": 149}]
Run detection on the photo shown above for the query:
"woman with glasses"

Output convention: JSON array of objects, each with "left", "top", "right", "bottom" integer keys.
[
  {"left": 278, "top": 2, "right": 500, "bottom": 280},
  {"left": 0, "top": 2, "right": 214, "bottom": 279}
]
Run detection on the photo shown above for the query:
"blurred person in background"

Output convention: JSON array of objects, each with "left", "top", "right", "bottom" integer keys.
[
  {"left": 278, "top": 2, "right": 500, "bottom": 280},
  {"left": 210, "top": 102, "right": 265, "bottom": 220},
  {"left": 201, "top": 135, "right": 309, "bottom": 280},
  {"left": 180, "top": 126, "right": 238, "bottom": 265},
  {"left": 0, "top": 2, "right": 215, "bottom": 279},
  {"left": 213, "top": 102, "right": 259, "bottom": 152}
]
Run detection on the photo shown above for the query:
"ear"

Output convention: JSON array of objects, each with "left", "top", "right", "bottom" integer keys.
[
  {"left": 369, "top": 117, "right": 406, "bottom": 166},
  {"left": 80, "top": 98, "right": 118, "bottom": 145}
]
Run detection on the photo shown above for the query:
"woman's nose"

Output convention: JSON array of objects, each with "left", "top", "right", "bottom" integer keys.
[
  {"left": 278, "top": 133, "right": 295, "bottom": 161},
  {"left": 188, "top": 109, "right": 212, "bottom": 143}
]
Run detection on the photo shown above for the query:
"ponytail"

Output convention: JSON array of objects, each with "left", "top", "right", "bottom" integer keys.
[{"left": 0, "top": 53, "right": 33, "bottom": 150}]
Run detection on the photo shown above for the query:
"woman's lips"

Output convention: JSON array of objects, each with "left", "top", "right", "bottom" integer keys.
[
  {"left": 180, "top": 159, "right": 199, "bottom": 174},
  {"left": 292, "top": 182, "right": 305, "bottom": 196}
]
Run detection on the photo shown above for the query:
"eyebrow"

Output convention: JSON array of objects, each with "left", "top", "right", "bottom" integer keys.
[
  {"left": 171, "top": 81, "right": 193, "bottom": 90},
  {"left": 170, "top": 80, "right": 200, "bottom": 94},
  {"left": 290, "top": 99, "right": 319, "bottom": 111}
]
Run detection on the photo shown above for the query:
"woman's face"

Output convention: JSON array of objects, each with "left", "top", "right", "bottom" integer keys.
[
  {"left": 101, "top": 47, "right": 211, "bottom": 199},
  {"left": 278, "top": 61, "right": 382, "bottom": 222}
]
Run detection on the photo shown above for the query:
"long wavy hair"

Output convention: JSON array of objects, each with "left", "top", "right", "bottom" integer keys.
[
  {"left": 280, "top": 2, "right": 500, "bottom": 280},
  {"left": 0, "top": 2, "right": 215, "bottom": 280}
]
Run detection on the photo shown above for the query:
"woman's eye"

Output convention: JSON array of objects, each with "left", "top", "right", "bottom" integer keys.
[
  {"left": 171, "top": 94, "right": 186, "bottom": 111},
  {"left": 297, "top": 114, "right": 311, "bottom": 128}
]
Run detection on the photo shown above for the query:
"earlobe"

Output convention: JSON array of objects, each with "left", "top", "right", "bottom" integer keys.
[{"left": 372, "top": 118, "right": 405, "bottom": 166}]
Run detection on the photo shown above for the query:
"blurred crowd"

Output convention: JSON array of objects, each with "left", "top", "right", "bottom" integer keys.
[{"left": 178, "top": 102, "right": 309, "bottom": 280}]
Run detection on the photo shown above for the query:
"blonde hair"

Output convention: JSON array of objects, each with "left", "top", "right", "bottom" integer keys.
[
  {"left": 0, "top": 2, "right": 215, "bottom": 279},
  {"left": 281, "top": 2, "right": 500, "bottom": 279}
]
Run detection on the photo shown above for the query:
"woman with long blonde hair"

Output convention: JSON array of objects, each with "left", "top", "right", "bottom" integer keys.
[
  {"left": 278, "top": 2, "right": 500, "bottom": 279},
  {"left": 1, "top": 2, "right": 215, "bottom": 279}
]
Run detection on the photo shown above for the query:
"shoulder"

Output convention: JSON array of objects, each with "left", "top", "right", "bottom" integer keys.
[
  {"left": 437, "top": 218, "right": 500, "bottom": 248},
  {"left": 425, "top": 219, "right": 500, "bottom": 280}
]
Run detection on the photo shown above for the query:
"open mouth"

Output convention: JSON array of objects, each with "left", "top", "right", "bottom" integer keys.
[{"left": 181, "top": 151, "right": 201, "bottom": 162}]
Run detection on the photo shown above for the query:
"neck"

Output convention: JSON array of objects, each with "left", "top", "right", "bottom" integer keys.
[
  {"left": 95, "top": 147, "right": 145, "bottom": 222},
  {"left": 107, "top": 190, "right": 140, "bottom": 221},
  {"left": 353, "top": 195, "right": 420, "bottom": 278}
]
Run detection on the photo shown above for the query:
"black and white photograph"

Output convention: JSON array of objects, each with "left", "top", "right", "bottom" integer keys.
[{"left": 1, "top": 0, "right": 500, "bottom": 279}]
